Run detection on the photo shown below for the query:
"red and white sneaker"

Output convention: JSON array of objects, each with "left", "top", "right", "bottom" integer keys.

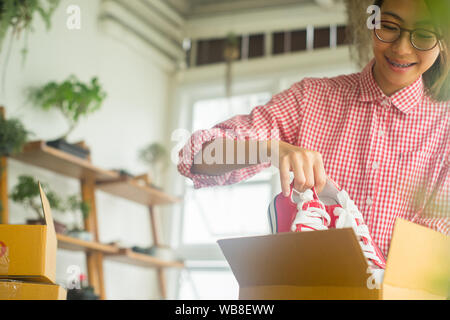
[
  {"left": 316, "top": 177, "right": 387, "bottom": 269},
  {"left": 268, "top": 182, "right": 331, "bottom": 234}
]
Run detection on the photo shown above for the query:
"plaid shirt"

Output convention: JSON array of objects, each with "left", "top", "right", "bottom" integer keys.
[{"left": 178, "top": 59, "right": 449, "bottom": 256}]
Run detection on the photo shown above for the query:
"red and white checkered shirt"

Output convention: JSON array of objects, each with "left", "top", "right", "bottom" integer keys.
[{"left": 178, "top": 59, "right": 449, "bottom": 256}]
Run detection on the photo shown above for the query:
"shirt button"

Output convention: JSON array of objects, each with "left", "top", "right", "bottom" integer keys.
[
  {"left": 378, "top": 130, "right": 384, "bottom": 137},
  {"left": 372, "top": 162, "right": 379, "bottom": 170},
  {"left": 381, "top": 100, "right": 390, "bottom": 107},
  {"left": 366, "top": 198, "right": 373, "bottom": 206}
]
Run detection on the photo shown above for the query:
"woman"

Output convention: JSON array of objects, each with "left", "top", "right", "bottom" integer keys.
[{"left": 177, "top": 0, "right": 449, "bottom": 256}]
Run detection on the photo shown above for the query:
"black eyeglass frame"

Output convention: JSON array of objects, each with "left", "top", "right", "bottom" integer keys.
[{"left": 374, "top": 20, "right": 442, "bottom": 51}]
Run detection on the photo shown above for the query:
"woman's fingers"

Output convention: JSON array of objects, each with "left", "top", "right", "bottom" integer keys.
[
  {"left": 277, "top": 142, "right": 327, "bottom": 196},
  {"left": 279, "top": 155, "right": 291, "bottom": 196},
  {"left": 291, "top": 154, "right": 306, "bottom": 192},
  {"left": 313, "top": 154, "right": 327, "bottom": 194},
  {"left": 301, "top": 156, "right": 315, "bottom": 192}
]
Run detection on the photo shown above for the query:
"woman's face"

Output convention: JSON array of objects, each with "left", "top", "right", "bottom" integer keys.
[{"left": 372, "top": 0, "right": 441, "bottom": 95}]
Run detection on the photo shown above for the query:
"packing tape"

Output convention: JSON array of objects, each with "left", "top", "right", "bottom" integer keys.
[{"left": 0, "top": 241, "right": 9, "bottom": 274}]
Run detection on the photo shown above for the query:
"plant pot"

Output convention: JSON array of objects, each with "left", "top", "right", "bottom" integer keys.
[
  {"left": 27, "top": 218, "right": 68, "bottom": 235},
  {"left": 67, "top": 287, "right": 99, "bottom": 300},
  {"left": 67, "top": 230, "right": 93, "bottom": 242},
  {"left": 46, "top": 139, "right": 90, "bottom": 159}
]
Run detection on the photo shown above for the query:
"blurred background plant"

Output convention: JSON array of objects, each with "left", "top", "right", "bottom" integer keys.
[
  {"left": 138, "top": 142, "right": 168, "bottom": 187},
  {"left": 0, "top": 0, "right": 60, "bottom": 89},
  {"left": 0, "top": 0, "right": 60, "bottom": 53},
  {"left": 10, "top": 175, "right": 63, "bottom": 220},
  {"left": 0, "top": 116, "right": 30, "bottom": 158},
  {"left": 10, "top": 175, "right": 90, "bottom": 232},
  {"left": 27, "top": 75, "right": 107, "bottom": 141}
]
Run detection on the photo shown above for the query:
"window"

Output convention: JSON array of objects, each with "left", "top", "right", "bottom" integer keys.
[{"left": 177, "top": 92, "right": 274, "bottom": 299}]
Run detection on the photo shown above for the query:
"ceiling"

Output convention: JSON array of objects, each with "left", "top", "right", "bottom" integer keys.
[{"left": 165, "top": 0, "right": 336, "bottom": 18}]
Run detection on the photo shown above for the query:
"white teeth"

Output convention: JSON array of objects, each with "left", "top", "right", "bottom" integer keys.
[{"left": 388, "top": 58, "right": 414, "bottom": 68}]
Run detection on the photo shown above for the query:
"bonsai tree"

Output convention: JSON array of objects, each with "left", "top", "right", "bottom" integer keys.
[
  {"left": 0, "top": 116, "right": 30, "bottom": 216},
  {"left": 10, "top": 175, "right": 90, "bottom": 224},
  {"left": 10, "top": 175, "right": 63, "bottom": 220},
  {"left": 0, "top": 117, "right": 30, "bottom": 157},
  {"left": 65, "top": 194, "right": 90, "bottom": 231},
  {"left": 27, "top": 75, "right": 107, "bottom": 141},
  {"left": 0, "top": 0, "right": 60, "bottom": 55},
  {"left": 138, "top": 143, "right": 168, "bottom": 186}
]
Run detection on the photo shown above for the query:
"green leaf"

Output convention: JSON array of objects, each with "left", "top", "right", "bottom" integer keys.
[{"left": 27, "top": 75, "right": 107, "bottom": 140}]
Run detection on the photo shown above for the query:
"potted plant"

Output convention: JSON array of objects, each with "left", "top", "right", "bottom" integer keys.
[
  {"left": 138, "top": 142, "right": 168, "bottom": 188},
  {"left": 65, "top": 194, "right": 93, "bottom": 241},
  {"left": 27, "top": 75, "right": 107, "bottom": 159},
  {"left": 0, "top": 1, "right": 60, "bottom": 90},
  {"left": 0, "top": 116, "right": 30, "bottom": 158},
  {"left": 0, "top": 113, "right": 30, "bottom": 218},
  {"left": 9, "top": 175, "right": 67, "bottom": 233},
  {"left": 0, "top": 0, "right": 60, "bottom": 54},
  {"left": 67, "top": 274, "right": 99, "bottom": 300}
]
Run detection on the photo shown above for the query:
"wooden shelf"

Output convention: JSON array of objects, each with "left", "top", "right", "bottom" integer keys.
[
  {"left": 4, "top": 135, "right": 183, "bottom": 299},
  {"left": 96, "top": 178, "right": 181, "bottom": 206},
  {"left": 57, "top": 234, "right": 119, "bottom": 254},
  {"left": 106, "top": 248, "right": 184, "bottom": 269},
  {"left": 11, "top": 141, "right": 180, "bottom": 206},
  {"left": 56, "top": 235, "right": 184, "bottom": 269},
  {"left": 11, "top": 141, "right": 118, "bottom": 181}
]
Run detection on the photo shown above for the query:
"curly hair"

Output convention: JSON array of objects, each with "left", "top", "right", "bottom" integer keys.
[{"left": 344, "top": 0, "right": 450, "bottom": 102}]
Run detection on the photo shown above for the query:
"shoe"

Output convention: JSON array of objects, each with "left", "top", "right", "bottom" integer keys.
[
  {"left": 268, "top": 182, "right": 331, "bottom": 234},
  {"left": 315, "top": 177, "right": 387, "bottom": 269}
]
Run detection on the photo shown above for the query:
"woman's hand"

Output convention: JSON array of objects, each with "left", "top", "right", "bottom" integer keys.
[{"left": 272, "top": 140, "right": 327, "bottom": 196}]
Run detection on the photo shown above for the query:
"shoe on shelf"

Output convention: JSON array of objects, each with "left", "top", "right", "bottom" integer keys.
[
  {"left": 267, "top": 182, "right": 331, "bottom": 234},
  {"left": 315, "top": 177, "right": 387, "bottom": 269}
]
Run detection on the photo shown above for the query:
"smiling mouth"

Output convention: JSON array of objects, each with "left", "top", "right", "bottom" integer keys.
[{"left": 385, "top": 56, "right": 417, "bottom": 68}]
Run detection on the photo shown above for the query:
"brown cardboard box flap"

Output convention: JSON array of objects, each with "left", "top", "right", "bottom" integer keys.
[
  {"left": 383, "top": 219, "right": 450, "bottom": 298},
  {"left": 39, "top": 182, "right": 57, "bottom": 245},
  {"left": 218, "top": 228, "right": 370, "bottom": 288},
  {"left": 39, "top": 183, "right": 57, "bottom": 282}
]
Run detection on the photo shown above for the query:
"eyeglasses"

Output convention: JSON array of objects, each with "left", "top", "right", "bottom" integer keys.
[{"left": 374, "top": 20, "right": 441, "bottom": 51}]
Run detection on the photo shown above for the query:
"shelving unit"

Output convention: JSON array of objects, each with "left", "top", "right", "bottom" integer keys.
[{"left": 0, "top": 107, "right": 183, "bottom": 300}]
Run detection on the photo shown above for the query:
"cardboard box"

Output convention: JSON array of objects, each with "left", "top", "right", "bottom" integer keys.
[
  {"left": 0, "top": 184, "right": 57, "bottom": 284},
  {"left": 0, "top": 280, "right": 66, "bottom": 300},
  {"left": 218, "top": 219, "right": 449, "bottom": 300}
]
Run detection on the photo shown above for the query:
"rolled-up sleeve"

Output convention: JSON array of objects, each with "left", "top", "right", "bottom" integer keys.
[{"left": 177, "top": 82, "right": 305, "bottom": 189}]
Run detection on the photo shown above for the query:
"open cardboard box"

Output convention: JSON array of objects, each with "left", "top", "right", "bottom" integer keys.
[
  {"left": 0, "top": 183, "right": 58, "bottom": 284},
  {"left": 218, "top": 219, "right": 449, "bottom": 300}
]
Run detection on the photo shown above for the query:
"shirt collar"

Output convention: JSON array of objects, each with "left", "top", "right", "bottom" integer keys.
[{"left": 359, "top": 59, "right": 424, "bottom": 114}]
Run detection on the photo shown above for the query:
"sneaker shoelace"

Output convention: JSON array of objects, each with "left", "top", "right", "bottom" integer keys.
[
  {"left": 333, "top": 190, "right": 383, "bottom": 266},
  {"left": 291, "top": 189, "right": 331, "bottom": 231}
]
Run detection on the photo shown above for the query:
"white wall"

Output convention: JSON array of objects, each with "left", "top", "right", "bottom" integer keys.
[{"left": 1, "top": 0, "right": 171, "bottom": 299}]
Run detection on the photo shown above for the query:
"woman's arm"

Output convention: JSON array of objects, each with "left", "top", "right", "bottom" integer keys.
[
  {"left": 190, "top": 138, "right": 327, "bottom": 195},
  {"left": 190, "top": 139, "right": 273, "bottom": 176}
]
